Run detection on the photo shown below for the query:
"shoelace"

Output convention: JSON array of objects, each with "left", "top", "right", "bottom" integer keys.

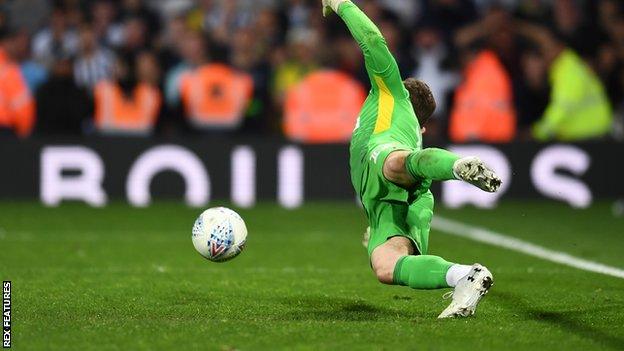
[{"left": 442, "top": 291, "right": 453, "bottom": 300}]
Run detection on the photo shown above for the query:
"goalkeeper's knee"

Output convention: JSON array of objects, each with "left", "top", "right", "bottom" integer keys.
[{"left": 382, "top": 151, "right": 414, "bottom": 188}]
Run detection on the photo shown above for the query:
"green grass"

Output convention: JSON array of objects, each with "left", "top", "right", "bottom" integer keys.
[{"left": 1, "top": 201, "right": 623, "bottom": 350}]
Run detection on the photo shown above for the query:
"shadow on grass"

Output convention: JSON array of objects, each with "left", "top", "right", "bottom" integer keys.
[
  {"left": 492, "top": 291, "right": 624, "bottom": 350},
  {"left": 274, "top": 295, "right": 425, "bottom": 321}
]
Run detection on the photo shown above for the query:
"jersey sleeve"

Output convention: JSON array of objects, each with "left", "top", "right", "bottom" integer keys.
[{"left": 338, "top": 2, "right": 404, "bottom": 93}]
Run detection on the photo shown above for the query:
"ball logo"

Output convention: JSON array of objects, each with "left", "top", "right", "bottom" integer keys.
[
  {"left": 192, "top": 217, "right": 203, "bottom": 238},
  {"left": 208, "top": 220, "right": 234, "bottom": 259}
]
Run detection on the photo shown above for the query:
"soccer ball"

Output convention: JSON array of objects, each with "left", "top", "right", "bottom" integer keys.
[{"left": 192, "top": 207, "right": 247, "bottom": 262}]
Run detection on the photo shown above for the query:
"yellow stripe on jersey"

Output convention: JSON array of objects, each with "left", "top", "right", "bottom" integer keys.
[{"left": 373, "top": 76, "right": 395, "bottom": 134}]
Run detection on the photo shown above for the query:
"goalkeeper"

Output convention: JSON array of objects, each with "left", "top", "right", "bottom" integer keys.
[{"left": 322, "top": 0, "right": 502, "bottom": 318}]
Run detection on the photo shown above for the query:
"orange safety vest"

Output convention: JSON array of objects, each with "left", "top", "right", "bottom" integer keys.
[
  {"left": 449, "top": 51, "right": 516, "bottom": 143},
  {"left": 284, "top": 70, "right": 366, "bottom": 143},
  {"left": 0, "top": 49, "right": 35, "bottom": 137},
  {"left": 179, "top": 64, "right": 253, "bottom": 129},
  {"left": 94, "top": 80, "right": 161, "bottom": 135}
]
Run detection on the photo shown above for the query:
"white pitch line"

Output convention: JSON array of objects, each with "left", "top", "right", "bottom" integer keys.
[{"left": 432, "top": 216, "right": 624, "bottom": 279}]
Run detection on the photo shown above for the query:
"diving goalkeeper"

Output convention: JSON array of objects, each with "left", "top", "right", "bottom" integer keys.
[{"left": 322, "top": 0, "right": 502, "bottom": 318}]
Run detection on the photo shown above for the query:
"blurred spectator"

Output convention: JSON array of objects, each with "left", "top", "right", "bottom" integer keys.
[
  {"left": 378, "top": 19, "right": 410, "bottom": 73},
  {"left": 332, "top": 35, "right": 368, "bottom": 87},
  {"left": 5, "top": 0, "right": 51, "bottom": 33},
  {"left": 136, "top": 50, "right": 161, "bottom": 86},
  {"left": 120, "top": 0, "right": 161, "bottom": 39},
  {"left": 449, "top": 50, "right": 516, "bottom": 143},
  {"left": 64, "top": 0, "right": 85, "bottom": 28},
  {"left": 230, "top": 27, "right": 273, "bottom": 132},
  {"left": 272, "top": 29, "right": 319, "bottom": 105},
  {"left": 158, "top": 13, "right": 190, "bottom": 66},
  {"left": 254, "top": 9, "right": 284, "bottom": 56},
  {"left": 551, "top": 0, "right": 598, "bottom": 58},
  {"left": 515, "top": 49, "right": 550, "bottom": 139},
  {"left": 0, "top": 30, "right": 35, "bottom": 138},
  {"left": 449, "top": 5, "right": 517, "bottom": 142},
  {"left": 14, "top": 30, "right": 48, "bottom": 93},
  {"left": 90, "top": 0, "right": 124, "bottom": 48},
  {"left": 420, "top": 0, "right": 478, "bottom": 42},
  {"left": 36, "top": 55, "right": 91, "bottom": 135},
  {"left": 454, "top": 5, "right": 520, "bottom": 80},
  {"left": 517, "top": 22, "right": 613, "bottom": 141},
  {"left": 360, "top": 0, "right": 384, "bottom": 24},
  {"left": 379, "top": 0, "right": 419, "bottom": 24},
  {"left": 32, "top": 6, "right": 79, "bottom": 68},
  {"left": 164, "top": 29, "right": 206, "bottom": 108},
  {"left": 410, "top": 22, "right": 458, "bottom": 120},
  {"left": 93, "top": 52, "right": 161, "bottom": 135},
  {"left": 595, "top": 41, "right": 623, "bottom": 107},
  {"left": 597, "top": 1, "right": 624, "bottom": 108},
  {"left": 285, "top": 0, "right": 313, "bottom": 30},
  {"left": 179, "top": 60, "right": 253, "bottom": 131},
  {"left": 0, "top": 0, "right": 622, "bottom": 141},
  {"left": 117, "top": 16, "right": 149, "bottom": 62},
  {"left": 284, "top": 70, "right": 365, "bottom": 143},
  {"left": 187, "top": 0, "right": 252, "bottom": 45},
  {"left": 73, "top": 24, "right": 115, "bottom": 90}
]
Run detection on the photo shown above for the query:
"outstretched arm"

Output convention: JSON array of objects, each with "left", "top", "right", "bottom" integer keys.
[{"left": 325, "top": 0, "right": 401, "bottom": 81}]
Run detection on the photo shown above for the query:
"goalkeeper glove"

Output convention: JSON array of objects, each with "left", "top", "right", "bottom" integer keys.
[{"left": 323, "top": 0, "right": 348, "bottom": 17}]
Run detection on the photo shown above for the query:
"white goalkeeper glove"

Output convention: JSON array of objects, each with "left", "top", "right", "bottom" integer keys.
[{"left": 323, "top": 0, "right": 348, "bottom": 17}]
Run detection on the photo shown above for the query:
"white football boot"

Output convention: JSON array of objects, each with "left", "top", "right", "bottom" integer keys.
[
  {"left": 438, "top": 264, "right": 494, "bottom": 319},
  {"left": 452, "top": 157, "right": 502, "bottom": 193},
  {"left": 362, "top": 227, "right": 370, "bottom": 248}
]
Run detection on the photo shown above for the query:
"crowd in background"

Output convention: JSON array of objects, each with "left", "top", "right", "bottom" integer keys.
[{"left": 0, "top": 0, "right": 623, "bottom": 143}]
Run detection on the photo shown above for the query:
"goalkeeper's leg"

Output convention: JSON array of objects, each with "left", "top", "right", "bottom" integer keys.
[
  {"left": 370, "top": 236, "right": 468, "bottom": 289},
  {"left": 371, "top": 237, "right": 494, "bottom": 318},
  {"left": 383, "top": 149, "right": 502, "bottom": 192}
]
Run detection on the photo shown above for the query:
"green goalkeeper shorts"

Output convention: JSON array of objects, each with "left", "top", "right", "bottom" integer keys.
[{"left": 350, "top": 142, "right": 434, "bottom": 257}]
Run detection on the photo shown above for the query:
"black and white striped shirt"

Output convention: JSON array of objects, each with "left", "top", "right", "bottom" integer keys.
[{"left": 73, "top": 49, "right": 116, "bottom": 90}]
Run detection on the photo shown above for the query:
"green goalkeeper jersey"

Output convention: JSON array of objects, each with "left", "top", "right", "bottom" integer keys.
[
  {"left": 341, "top": 2, "right": 427, "bottom": 203},
  {"left": 343, "top": 2, "right": 421, "bottom": 151},
  {"left": 339, "top": 1, "right": 433, "bottom": 256}
]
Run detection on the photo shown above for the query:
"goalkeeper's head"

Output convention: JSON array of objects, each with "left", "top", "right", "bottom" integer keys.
[{"left": 404, "top": 78, "right": 436, "bottom": 128}]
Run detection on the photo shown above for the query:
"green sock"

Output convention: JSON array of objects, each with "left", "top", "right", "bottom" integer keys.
[
  {"left": 393, "top": 255, "right": 454, "bottom": 289},
  {"left": 405, "top": 148, "right": 461, "bottom": 181}
]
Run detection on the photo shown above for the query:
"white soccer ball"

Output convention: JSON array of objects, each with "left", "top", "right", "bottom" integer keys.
[{"left": 192, "top": 207, "right": 247, "bottom": 262}]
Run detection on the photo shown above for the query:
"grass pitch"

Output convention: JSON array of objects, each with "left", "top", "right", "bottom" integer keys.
[{"left": 1, "top": 201, "right": 623, "bottom": 350}]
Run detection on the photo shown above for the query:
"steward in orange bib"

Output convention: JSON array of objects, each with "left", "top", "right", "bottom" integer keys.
[
  {"left": 449, "top": 50, "right": 516, "bottom": 143},
  {"left": 284, "top": 70, "right": 366, "bottom": 143},
  {"left": 94, "top": 52, "right": 161, "bottom": 136},
  {"left": 0, "top": 30, "right": 35, "bottom": 138},
  {"left": 179, "top": 63, "right": 253, "bottom": 130}
]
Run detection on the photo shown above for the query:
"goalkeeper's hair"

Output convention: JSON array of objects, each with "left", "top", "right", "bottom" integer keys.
[{"left": 404, "top": 78, "right": 436, "bottom": 127}]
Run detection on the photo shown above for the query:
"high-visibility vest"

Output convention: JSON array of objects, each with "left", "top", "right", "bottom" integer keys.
[
  {"left": 449, "top": 51, "right": 516, "bottom": 143},
  {"left": 179, "top": 64, "right": 253, "bottom": 129},
  {"left": 534, "top": 49, "right": 612, "bottom": 141},
  {"left": 94, "top": 80, "right": 161, "bottom": 135},
  {"left": 0, "top": 49, "right": 35, "bottom": 137},
  {"left": 284, "top": 70, "right": 366, "bottom": 144}
]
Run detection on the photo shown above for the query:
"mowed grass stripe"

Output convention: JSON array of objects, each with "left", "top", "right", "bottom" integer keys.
[
  {"left": 2, "top": 202, "right": 624, "bottom": 350},
  {"left": 433, "top": 216, "right": 624, "bottom": 279}
]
